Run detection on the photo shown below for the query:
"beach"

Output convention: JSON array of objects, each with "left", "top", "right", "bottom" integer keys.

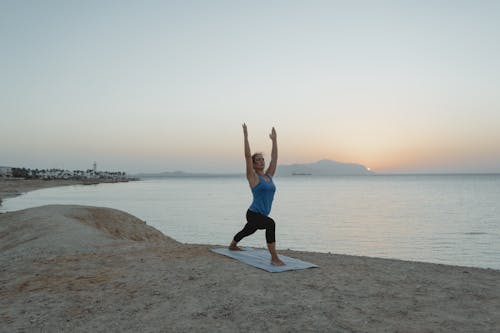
[
  {"left": 0, "top": 178, "right": 86, "bottom": 205},
  {"left": 1, "top": 179, "right": 499, "bottom": 332}
]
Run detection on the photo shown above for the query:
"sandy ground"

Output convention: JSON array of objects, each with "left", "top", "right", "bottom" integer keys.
[{"left": 1, "top": 180, "right": 500, "bottom": 332}]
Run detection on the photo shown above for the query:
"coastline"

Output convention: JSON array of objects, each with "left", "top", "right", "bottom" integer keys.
[
  {"left": 1, "top": 180, "right": 499, "bottom": 332},
  {"left": 0, "top": 178, "right": 86, "bottom": 205},
  {"left": 0, "top": 178, "right": 130, "bottom": 207}
]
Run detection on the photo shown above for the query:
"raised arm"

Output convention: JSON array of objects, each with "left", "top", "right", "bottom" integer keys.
[
  {"left": 266, "top": 127, "right": 278, "bottom": 177},
  {"left": 243, "top": 124, "right": 258, "bottom": 187}
]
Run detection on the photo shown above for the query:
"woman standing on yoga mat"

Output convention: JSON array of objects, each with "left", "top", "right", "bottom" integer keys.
[{"left": 229, "top": 123, "right": 285, "bottom": 266}]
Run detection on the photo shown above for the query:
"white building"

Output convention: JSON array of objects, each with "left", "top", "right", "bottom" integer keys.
[{"left": 0, "top": 166, "right": 13, "bottom": 177}]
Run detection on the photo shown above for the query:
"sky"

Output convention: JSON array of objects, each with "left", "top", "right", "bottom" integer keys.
[{"left": 2, "top": 0, "right": 500, "bottom": 174}]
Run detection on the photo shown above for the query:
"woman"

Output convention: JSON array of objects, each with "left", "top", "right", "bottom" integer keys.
[{"left": 229, "top": 123, "right": 285, "bottom": 266}]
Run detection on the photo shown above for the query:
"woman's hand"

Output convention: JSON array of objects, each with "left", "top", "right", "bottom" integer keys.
[
  {"left": 267, "top": 127, "right": 278, "bottom": 176},
  {"left": 242, "top": 123, "right": 248, "bottom": 138},
  {"left": 269, "top": 127, "right": 276, "bottom": 141}
]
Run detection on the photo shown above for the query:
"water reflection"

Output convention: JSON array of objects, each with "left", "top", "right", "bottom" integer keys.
[{"left": 2, "top": 175, "right": 499, "bottom": 269}]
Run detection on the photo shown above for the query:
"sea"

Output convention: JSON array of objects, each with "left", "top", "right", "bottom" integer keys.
[{"left": 1, "top": 174, "right": 499, "bottom": 270}]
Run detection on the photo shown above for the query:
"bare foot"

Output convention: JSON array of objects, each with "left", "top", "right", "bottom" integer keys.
[
  {"left": 271, "top": 258, "right": 285, "bottom": 266},
  {"left": 229, "top": 240, "right": 243, "bottom": 251}
]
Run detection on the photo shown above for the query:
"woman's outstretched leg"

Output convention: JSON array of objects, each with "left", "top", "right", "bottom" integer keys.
[{"left": 229, "top": 220, "right": 259, "bottom": 250}]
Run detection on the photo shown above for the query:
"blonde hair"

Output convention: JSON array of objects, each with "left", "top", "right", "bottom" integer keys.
[{"left": 252, "top": 153, "right": 264, "bottom": 163}]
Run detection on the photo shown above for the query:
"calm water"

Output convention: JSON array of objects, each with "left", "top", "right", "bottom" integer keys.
[{"left": 2, "top": 175, "right": 499, "bottom": 270}]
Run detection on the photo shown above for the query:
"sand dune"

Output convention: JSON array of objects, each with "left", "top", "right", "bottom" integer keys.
[{"left": 1, "top": 202, "right": 499, "bottom": 332}]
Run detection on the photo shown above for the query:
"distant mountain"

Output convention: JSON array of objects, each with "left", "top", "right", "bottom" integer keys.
[
  {"left": 133, "top": 159, "right": 373, "bottom": 178},
  {"left": 276, "top": 159, "right": 374, "bottom": 176}
]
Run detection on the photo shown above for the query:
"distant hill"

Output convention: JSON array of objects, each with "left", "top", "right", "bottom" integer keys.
[
  {"left": 135, "top": 160, "right": 373, "bottom": 178},
  {"left": 276, "top": 159, "right": 374, "bottom": 176}
]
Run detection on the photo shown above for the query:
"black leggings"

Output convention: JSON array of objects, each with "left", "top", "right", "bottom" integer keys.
[{"left": 233, "top": 210, "right": 276, "bottom": 244}]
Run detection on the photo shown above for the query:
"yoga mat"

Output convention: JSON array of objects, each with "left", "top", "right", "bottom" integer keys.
[{"left": 211, "top": 247, "right": 318, "bottom": 273}]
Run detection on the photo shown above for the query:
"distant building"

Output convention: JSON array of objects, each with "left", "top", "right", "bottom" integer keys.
[
  {"left": 0, "top": 166, "right": 13, "bottom": 177},
  {"left": 2, "top": 165, "right": 130, "bottom": 182}
]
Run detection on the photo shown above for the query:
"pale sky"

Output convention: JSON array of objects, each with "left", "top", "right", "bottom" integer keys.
[{"left": 2, "top": 0, "right": 500, "bottom": 174}]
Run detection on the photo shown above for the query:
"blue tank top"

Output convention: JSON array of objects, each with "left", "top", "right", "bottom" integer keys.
[{"left": 249, "top": 174, "right": 276, "bottom": 216}]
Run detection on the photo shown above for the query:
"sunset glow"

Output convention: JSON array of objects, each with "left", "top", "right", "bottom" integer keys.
[{"left": 1, "top": 1, "right": 500, "bottom": 174}]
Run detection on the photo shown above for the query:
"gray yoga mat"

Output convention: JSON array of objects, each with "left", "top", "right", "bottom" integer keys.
[{"left": 211, "top": 247, "right": 318, "bottom": 273}]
